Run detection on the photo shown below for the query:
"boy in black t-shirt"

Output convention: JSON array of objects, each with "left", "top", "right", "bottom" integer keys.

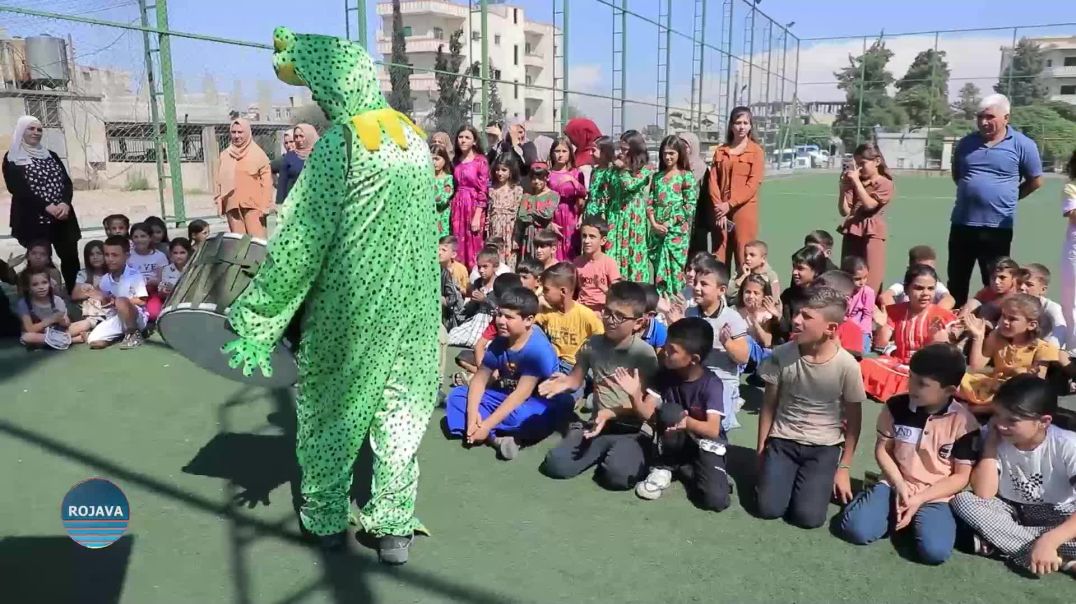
[{"left": 622, "top": 317, "right": 730, "bottom": 511}]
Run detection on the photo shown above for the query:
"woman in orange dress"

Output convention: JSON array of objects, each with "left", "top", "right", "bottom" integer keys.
[
  {"left": 861, "top": 264, "right": 955, "bottom": 401},
  {"left": 215, "top": 118, "right": 273, "bottom": 238},
  {"left": 708, "top": 106, "right": 765, "bottom": 274}
]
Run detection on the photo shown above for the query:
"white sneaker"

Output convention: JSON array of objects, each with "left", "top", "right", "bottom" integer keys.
[{"left": 635, "top": 468, "right": 672, "bottom": 500}]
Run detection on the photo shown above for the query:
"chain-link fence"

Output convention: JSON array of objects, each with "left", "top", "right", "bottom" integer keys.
[{"left": 0, "top": 0, "right": 798, "bottom": 229}]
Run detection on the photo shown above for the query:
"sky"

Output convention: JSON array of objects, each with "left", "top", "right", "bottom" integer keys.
[{"left": 3, "top": 0, "right": 1074, "bottom": 130}]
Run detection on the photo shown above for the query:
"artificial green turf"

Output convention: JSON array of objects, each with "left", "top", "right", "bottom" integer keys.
[{"left": 1, "top": 174, "right": 1074, "bottom": 603}]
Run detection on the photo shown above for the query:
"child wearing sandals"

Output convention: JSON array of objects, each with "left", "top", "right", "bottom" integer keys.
[
  {"left": 837, "top": 344, "right": 979, "bottom": 565},
  {"left": 951, "top": 375, "right": 1076, "bottom": 577}
]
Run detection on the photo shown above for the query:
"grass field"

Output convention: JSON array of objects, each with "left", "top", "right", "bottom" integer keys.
[{"left": 2, "top": 172, "right": 1075, "bottom": 604}]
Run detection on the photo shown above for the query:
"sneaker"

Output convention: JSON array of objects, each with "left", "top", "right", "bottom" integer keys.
[
  {"left": 120, "top": 331, "right": 144, "bottom": 350},
  {"left": 635, "top": 468, "right": 673, "bottom": 500},
  {"left": 492, "top": 436, "right": 520, "bottom": 461},
  {"left": 378, "top": 534, "right": 414, "bottom": 565},
  {"left": 972, "top": 534, "right": 996, "bottom": 558},
  {"left": 1061, "top": 558, "right": 1075, "bottom": 575}
]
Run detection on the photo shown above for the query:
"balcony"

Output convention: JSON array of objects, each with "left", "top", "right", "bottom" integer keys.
[
  {"left": 524, "top": 50, "right": 545, "bottom": 68},
  {"left": 377, "top": 70, "right": 438, "bottom": 92},
  {"left": 376, "top": 0, "right": 467, "bottom": 19},
  {"left": 376, "top": 33, "right": 451, "bottom": 55},
  {"left": 1043, "top": 64, "right": 1076, "bottom": 78}
]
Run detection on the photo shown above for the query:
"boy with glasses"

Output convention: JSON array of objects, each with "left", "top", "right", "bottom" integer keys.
[{"left": 538, "top": 281, "right": 659, "bottom": 489}]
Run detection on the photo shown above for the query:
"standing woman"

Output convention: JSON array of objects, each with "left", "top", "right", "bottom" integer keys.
[
  {"left": 837, "top": 143, "right": 894, "bottom": 295},
  {"left": 565, "top": 117, "right": 602, "bottom": 189},
  {"left": 430, "top": 131, "right": 453, "bottom": 160},
  {"left": 649, "top": 135, "right": 698, "bottom": 298},
  {"left": 215, "top": 118, "right": 273, "bottom": 238},
  {"left": 709, "top": 106, "right": 765, "bottom": 274},
  {"left": 547, "top": 136, "right": 586, "bottom": 260},
  {"left": 608, "top": 130, "right": 654, "bottom": 282},
  {"left": 276, "top": 123, "right": 319, "bottom": 204},
  {"left": 678, "top": 131, "right": 712, "bottom": 257},
  {"left": 450, "top": 125, "right": 489, "bottom": 268},
  {"left": 491, "top": 117, "right": 538, "bottom": 187},
  {"left": 3, "top": 116, "right": 80, "bottom": 292}
]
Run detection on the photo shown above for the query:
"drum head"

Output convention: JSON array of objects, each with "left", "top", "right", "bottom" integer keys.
[{"left": 159, "top": 309, "right": 299, "bottom": 389}]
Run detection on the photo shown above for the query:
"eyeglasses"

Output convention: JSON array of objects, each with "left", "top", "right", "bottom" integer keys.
[{"left": 601, "top": 308, "right": 638, "bottom": 326}]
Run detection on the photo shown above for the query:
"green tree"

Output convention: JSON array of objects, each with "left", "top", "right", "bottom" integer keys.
[
  {"left": 385, "top": 0, "right": 413, "bottom": 116},
  {"left": 895, "top": 49, "right": 950, "bottom": 127},
  {"left": 831, "top": 39, "right": 907, "bottom": 148},
  {"left": 953, "top": 82, "right": 981, "bottom": 121},
  {"left": 995, "top": 38, "right": 1048, "bottom": 107},
  {"left": 468, "top": 61, "right": 506, "bottom": 124},
  {"left": 431, "top": 30, "right": 471, "bottom": 134},
  {"left": 1011, "top": 104, "right": 1076, "bottom": 165}
]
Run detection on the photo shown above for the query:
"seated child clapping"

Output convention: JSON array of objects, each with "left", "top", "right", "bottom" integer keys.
[
  {"left": 444, "top": 286, "right": 575, "bottom": 460},
  {"left": 538, "top": 281, "right": 659, "bottom": 488},
  {"left": 951, "top": 375, "right": 1076, "bottom": 576},
  {"left": 632, "top": 317, "right": 731, "bottom": 511},
  {"left": 837, "top": 344, "right": 978, "bottom": 565}
]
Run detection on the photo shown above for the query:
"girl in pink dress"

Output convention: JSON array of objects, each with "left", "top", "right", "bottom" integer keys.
[
  {"left": 450, "top": 125, "right": 489, "bottom": 268},
  {"left": 547, "top": 137, "right": 586, "bottom": 260}
]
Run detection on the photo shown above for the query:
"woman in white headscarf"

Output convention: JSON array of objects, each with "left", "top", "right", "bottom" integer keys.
[
  {"left": 489, "top": 116, "right": 538, "bottom": 189},
  {"left": 215, "top": 117, "right": 273, "bottom": 237},
  {"left": 3, "top": 115, "right": 81, "bottom": 292}
]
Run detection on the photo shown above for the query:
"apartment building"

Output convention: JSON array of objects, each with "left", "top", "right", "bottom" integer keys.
[
  {"left": 1001, "top": 35, "right": 1076, "bottom": 104},
  {"left": 375, "top": 0, "right": 561, "bottom": 132}
]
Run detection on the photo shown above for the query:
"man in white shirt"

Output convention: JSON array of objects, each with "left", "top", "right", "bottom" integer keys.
[{"left": 88, "top": 236, "right": 149, "bottom": 349}]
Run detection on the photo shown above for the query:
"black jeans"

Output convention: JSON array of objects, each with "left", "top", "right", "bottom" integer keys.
[
  {"left": 946, "top": 224, "right": 1013, "bottom": 308},
  {"left": 540, "top": 422, "right": 650, "bottom": 490},
  {"left": 756, "top": 437, "right": 841, "bottom": 528},
  {"left": 653, "top": 402, "right": 730, "bottom": 512}
]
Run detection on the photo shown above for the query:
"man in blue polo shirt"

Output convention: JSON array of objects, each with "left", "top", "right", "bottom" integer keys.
[{"left": 948, "top": 93, "right": 1042, "bottom": 307}]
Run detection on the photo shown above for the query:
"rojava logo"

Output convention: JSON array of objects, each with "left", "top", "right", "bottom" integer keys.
[{"left": 61, "top": 478, "right": 130, "bottom": 549}]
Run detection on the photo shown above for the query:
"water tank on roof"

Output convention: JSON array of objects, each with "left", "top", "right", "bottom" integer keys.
[{"left": 26, "top": 35, "right": 70, "bottom": 88}]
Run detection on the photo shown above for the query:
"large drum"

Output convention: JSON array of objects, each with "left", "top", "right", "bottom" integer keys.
[{"left": 158, "top": 232, "right": 299, "bottom": 388}]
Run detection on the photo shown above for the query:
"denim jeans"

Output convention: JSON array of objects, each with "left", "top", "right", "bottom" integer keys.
[{"left": 836, "top": 482, "right": 957, "bottom": 565}]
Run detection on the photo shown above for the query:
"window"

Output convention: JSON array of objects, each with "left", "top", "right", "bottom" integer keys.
[
  {"left": 513, "top": 9, "right": 518, "bottom": 24},
  {"left": 471, "top": 30, "right": 481, "bottom": 41},
  {"left": 514, "top": 80, "right": 519, "bottom": 99},
  {"left": 525, "top": 75, "right": 532, "bottom": 86},
  {"left": 432, "top": 27, "right": 444, "bottom": 39},
  {"left": 402, "top": 25, "right": 412, "bottom": 36},
  {"left": 524, "top": 107, "right": 531, "bottom": 120},
  {"left": 513, "top": 45, "right": 519, "bottom": 66},
  {"left": 107, "top": 123, "right": 205, "bottom": 163},
  {"left": 1065, "top": 56, "right": 1076, "bottom": 66},
  {"left": 1061, "top": 85, "right": 1076, "bottom": 95},
  {"left": 24, "top": 96, "right": 61, "bottom": 127},
  {"left": 525, "top": 43, "right": 531, "bottom": 54},
  {"left": 1046, "top": 59, "right": 1053, "bottom": 67},
  {"left": 472, "top": 102, "right": 481, "bottom": 114},
  {"left": 492, "top": 69, "right": 502, "bottom": 80},
  {"left": 494, "top": 35, "right": 501, "bottom": 45}
]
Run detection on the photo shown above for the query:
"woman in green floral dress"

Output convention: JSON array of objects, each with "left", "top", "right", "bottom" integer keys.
[
  {"left": 583, "top": 136, "right": 618, "bottom": 219},
  {"left": 607, "top": 130, "right": 654, "bottom": 283},
  {"left": 648, "top": 135, "right": 698, "bottom": 298},
  {"left": 430, "top": 144, "right": 454, "bottom": 236}
]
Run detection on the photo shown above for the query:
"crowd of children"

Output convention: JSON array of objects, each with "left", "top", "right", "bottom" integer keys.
[
  {"left": 9, "top": 213, "right": 211, "bottom": 351},
  {"left": 435, "top": 135, "right": 1076, "bottom": 577}
]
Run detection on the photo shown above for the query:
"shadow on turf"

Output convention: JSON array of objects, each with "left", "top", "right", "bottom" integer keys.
[{"left": 0, "top": 535, "right": 133, "bottom": 604}]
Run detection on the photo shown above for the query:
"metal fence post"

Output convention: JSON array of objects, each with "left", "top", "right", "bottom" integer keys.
[
  {"left": 479, "top": 0, "right": 488, "bottom": 128},
  {"left": 344, "top": 0, "right": 368, "bottom": 48},
  {"left": 138, "top": 0, "right": 167, "bottom": 220},
  {"left": 155, "top": 0, "right": 185, "bottom": 223},
  {"left": 925, "top": 31, "right": 939, "bottom": 168},
  {"left": 1006, "top": 27, "right": 1018, "bottom": 101},
  {"left": 560, "top": 0, "right": 569, "bottom": 130}
]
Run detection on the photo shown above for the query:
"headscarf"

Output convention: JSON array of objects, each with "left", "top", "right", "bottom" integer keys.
[
  {"left": 431, "top": 131, "right": 453, "bottom": 158},
  {"left": 533, "top": 135, "right": 554, "bottom": 164},
  {"left": 505, "top": 116, "right": 529, "bottom": 148},
  {"left": 8, "top": 116, "right": 50, "bottom": 166},
  {"left": 217, "top": 118, "right": 269, "bottom": 197},
  {"left": 292, "top": 123, "right": 319, "bottom": 161},
  {"left": 564, "top": 118, "right": 601, "bottom": 168},
  {"left": 677, "top": 131, "right": 707, "bottom": 181}
]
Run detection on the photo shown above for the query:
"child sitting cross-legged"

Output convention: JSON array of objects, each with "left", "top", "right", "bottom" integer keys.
[
  {"left": 87, "top": 235, "right": 149, "bottom": 350},
  {"left": 17, "top": 268, "right": 88, "bottom": 348},
  {"left": 836, "top": 344, "right": 979, "bottom": 565},
  {"left": 538, "top": 281, "right": 659, "bottom": 488},
  {"left": 958, "top": 293, "right": 1062, "bottom": 409},
  {"left": 757, "top": 286, "right": 865, "bottom": 528},
  {"left": 444, "top": 286, "right": 575, "bottom": 460},
  {"left": 951, "top": 375, "right": 1076, "bottom": 576},
  {"left": 451, "top": 273, "right": 523, "bottom": 384},
  {"left": 631, "top": 317, "right": 731, "bottom": 511}
]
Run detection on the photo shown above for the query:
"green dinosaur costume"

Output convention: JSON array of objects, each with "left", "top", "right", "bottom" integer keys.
[{"left": 222, "top": 28, "right": 439, "bottom": 540}]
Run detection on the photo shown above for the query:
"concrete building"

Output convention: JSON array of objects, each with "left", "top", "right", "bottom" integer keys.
[
  {"left": 1001, "top": 35, "right": 1076, "bottom": 104},
  {"left": 375, "top": 0, "right": 561, "bottom": 132},
  {"left": 875, "top": 128, "right": 928, "bottom": 170}
]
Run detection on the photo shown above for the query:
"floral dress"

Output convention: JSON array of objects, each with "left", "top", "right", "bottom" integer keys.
[
  {"left": 486, "top": 183, "right": 524, "bottom": 266},
  {"left": 548, "top": 168, "right": 586, "bottom": 260},
  {"left": 649, "top": 169, "right": 697, "bottom": 297},
  {"left": 515, "top": 189, "right": 559, "bottom": 261},
  {"left": 607, "top": 164, "right": 654, "bottom": 282},
  {"left": 433, "top": 172, "right": 454, "bottom": 237},
  {"left": 584, "top": 167, "right": 615, "bottom": 218}
]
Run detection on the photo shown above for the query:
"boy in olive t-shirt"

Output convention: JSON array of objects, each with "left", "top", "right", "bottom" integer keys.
[{"left": 537, "top": 282, "right": 659, "bottom": 489}]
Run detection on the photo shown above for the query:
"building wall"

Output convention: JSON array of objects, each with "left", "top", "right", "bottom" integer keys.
[
  {"left": 876, "top": 133, "right": 927, "bottom": 170},
  {"left": 376, "top": 0, "right": 562, "bottom": 131},
  {"left": 1002, "top": 36, "right": 1076, "bottom": 105}
]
